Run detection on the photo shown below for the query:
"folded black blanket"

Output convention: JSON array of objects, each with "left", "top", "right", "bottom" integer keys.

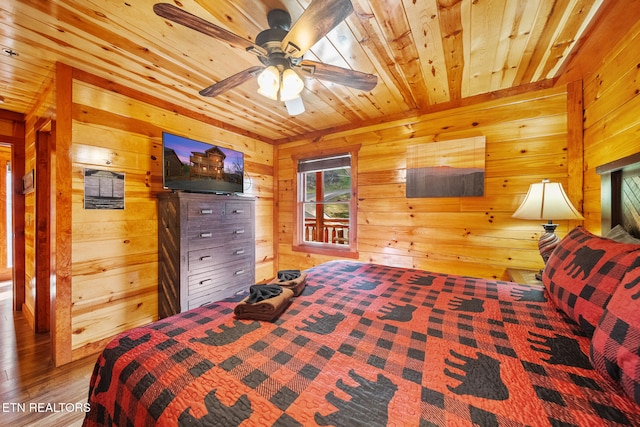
[
  {"left": 269, "top": 271, "right": 307, "bottom": 297},
  {"left": 234, "top": 287, "right": 294, "bottom": 322},
  {"left": 277, "top": 269, "right": 301, "bottom": 281},
  {"left": 246, "top": 284, "right": 283, "bottom": 304}
]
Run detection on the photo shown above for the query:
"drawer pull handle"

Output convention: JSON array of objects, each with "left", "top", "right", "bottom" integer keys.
[
  {"left": 234, "top": 229, "right": 245, "bottom": 234},
  {"left": 200, "top": 255, "right": 212, "bottom": 261},
  {"left": 235, "top": 249, "right": 245, "bottom": 255},
  {"left": 200, "top": 209, "right": 213, "bottom": 215},
  {"left": 200, "top": 232, "right": 212, "bottom": 238},
  {"left": 233, "top": 209, "right": 244, "bottom": 214},
  {"left": 234, "top": 269, "right": 245, "bottom": 276},
  {"left": 200, "top": 279, "right": 212, "bottom": 285}
]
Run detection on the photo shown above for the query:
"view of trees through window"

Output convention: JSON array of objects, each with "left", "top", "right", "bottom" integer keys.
[{"left": 302, "top": 166, "right": 351, "bottom": 244}]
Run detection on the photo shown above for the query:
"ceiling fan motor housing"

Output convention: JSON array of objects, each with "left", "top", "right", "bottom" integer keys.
[
  {"left": 256, "top": 28, "right": 293, "bottom": 68},
  {"left": 255, "top": 9, "right": 304, "bottom": 68},
  {"left": 267, "top": 9, "right": 291, "bottom": 31}
]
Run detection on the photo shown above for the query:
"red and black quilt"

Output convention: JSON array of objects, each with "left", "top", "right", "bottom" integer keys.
[{"left": 83, "top": 260, "right": 640, "bottom": 426}]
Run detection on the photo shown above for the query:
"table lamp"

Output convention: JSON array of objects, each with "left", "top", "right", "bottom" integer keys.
[{"left": 512, "top": 179, "right": 584, "bottom": 270}]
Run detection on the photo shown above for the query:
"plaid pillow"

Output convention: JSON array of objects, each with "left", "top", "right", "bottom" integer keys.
[
  {"left": 542, "top": 226, "right": 640, "bottom": 335},
  {"left": 590, "top": 261, "right": 640, "bottom": 405}
]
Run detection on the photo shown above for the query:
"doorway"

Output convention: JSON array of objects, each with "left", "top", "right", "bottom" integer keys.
[{"left": 0, "top": 145, "right": 12, "bottom": 281}]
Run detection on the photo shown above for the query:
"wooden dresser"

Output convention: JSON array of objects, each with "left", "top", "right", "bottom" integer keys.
[{"left": 157, "top": 192, "right": 255, "bottom": 318}]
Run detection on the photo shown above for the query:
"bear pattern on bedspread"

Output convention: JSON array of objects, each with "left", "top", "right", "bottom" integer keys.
[{"left": 83, "top": 260, "right": 640, "bottom": 426}]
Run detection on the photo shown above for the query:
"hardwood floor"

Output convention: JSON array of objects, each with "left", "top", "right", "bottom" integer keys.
[{"left": 0, "top": 281, "right": 97, "bottom": 427}]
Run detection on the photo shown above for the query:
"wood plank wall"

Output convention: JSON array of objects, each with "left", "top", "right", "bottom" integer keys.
[
  {"left": 581, "top": 18, "right": 640, "bottom": 231},
  {"left": 276, "top": 85, "right": 575, "bottom": 279},
  {"left": 8, "top": 66, "right": 275, "bottom": 362},
  {"left": 67, "top": 75, "right": 275, "bottom": 359}
]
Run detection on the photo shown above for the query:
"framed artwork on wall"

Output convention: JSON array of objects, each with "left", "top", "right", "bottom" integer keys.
[
  {"left": 22, "top": 169, "right": 34, "bottom": 194},
  {"left": 406, "top": 136, "right": 486, "bottom": 198},
  {"left": 84, "top": 168, "right": 125, "bottom": 210}
]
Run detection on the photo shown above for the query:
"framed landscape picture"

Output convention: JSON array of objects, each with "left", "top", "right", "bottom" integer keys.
[{"left": 406, "top": 136, "right": 486, "bottom": 198}]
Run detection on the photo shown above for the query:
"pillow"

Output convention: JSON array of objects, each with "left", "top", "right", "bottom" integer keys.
[
  {"left": 606, "top": 224, "right": 640, "bottom": 245},
  {"left": 590, "top": 261, "right": 640, "bottom": 405},
  {"left": 542, "top": 226, "right": 640, "bottom": 335}
]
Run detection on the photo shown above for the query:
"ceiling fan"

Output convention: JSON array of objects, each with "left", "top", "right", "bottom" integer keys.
[{"left": 153, "top": 0, "right": 377, "bottom": 115}]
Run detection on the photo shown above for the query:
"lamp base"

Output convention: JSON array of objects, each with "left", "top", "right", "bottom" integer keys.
[{"left": 538, "top": 222, "right": 559, "bottom": 264}]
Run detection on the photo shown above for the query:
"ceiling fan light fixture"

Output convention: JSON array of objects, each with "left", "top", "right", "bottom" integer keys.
[
  {"left": 279, "top": 69, "right": 304, "bottom": 101},
  {"left": 257, "top": 65, "right": 280, "bottom": 100},
  {"left": 285, "top": 96, "right": 305, "bottom": 116},
  {"left": 155, "top": 2, "right": 378, "bottom": 103}
]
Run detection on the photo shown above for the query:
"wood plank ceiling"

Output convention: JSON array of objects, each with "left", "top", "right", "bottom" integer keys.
[{"left": 1, "top": 0, "right": 607, "bottom": 142}]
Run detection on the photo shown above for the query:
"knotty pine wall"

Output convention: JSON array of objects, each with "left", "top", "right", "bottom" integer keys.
[
  {"left": 276, "top": 85, "right": 577, "bottom": 279},
  {"left": 580, "top": 17, "right": 640, "bottom": 232},
  {"left": 24, "top": 67, "right": 275, "bottom": 360},
  {"left": 70, "top": 80, "right": 162, "bottom": 352}
]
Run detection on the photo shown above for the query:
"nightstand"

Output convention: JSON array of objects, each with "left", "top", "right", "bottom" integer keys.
[{"left": 506, "top": 268, "right": 543, "bottom": 286}]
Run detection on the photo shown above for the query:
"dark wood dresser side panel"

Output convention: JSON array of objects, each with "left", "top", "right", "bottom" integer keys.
[{"left": 158, "top": 194, "right": 181, "bottom": 319}]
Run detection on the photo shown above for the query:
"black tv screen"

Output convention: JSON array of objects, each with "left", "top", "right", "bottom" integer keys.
[{"left": 162, "top": 132, "right": 244, "bottom": 194}]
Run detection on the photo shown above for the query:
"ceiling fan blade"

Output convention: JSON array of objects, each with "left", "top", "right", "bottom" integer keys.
[
  {"left": 281, "top": 0, "right": 354, "bottom": 58},
  {"left": 154, "top": 3, "right": 267, "bottom": 57},
  {"left": 199, "top": 66, "right": 264, "bottom": 97},
  {"left": 299, "top": 60, "right": 377, "bottom": 91}
]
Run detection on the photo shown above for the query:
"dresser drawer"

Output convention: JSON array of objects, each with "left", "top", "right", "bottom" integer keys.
[
  {"left": 187, "top": 200, "right": 225, "bottom": 219},
  {"left": 187, "top": 259, "right": 252, "bottom": 296},
  {"left": 187, "top": 221, "right": 252, "bottom": 249},
  {"left": 187, "top": 245, "right": 252, "bottom": 273},
  {"left": 225, "top": 202, "right": 252, "bottom": 220},
  {"left": 188, "top": 271, "right": 219, "bottom": 297},
  {"left": 188, "top": 292, "right": 221, "bottom": 310},
  {"left": 225, "top": 244, "right": 252, "bottom": 260},
  {"left": 187, "top": 248, "right": 217, "bottom": 272},
  {"left": 187, "top": 282, "right": 244, "bottom": 310}
]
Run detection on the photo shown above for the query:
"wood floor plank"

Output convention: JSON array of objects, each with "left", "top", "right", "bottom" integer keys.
[{"left": 0, "top": 281, "right": 96, "bottom": 426}]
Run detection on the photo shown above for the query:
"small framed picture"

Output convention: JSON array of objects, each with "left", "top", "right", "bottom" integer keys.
[
  {"left": 22, "top": 169, "right": 34, "bottom": 194},
  {"left": 84, "top": 168, "right": 125, "bottom": 210}
]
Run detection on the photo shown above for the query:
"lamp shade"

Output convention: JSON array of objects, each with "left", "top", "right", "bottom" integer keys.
[{"left": 512, "top": 180, "right": 584, "bottom": 221}]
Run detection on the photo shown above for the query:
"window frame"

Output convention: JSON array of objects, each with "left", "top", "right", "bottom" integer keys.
[{"left": 292, "top": 145, "right": 360, "bottom": 258}]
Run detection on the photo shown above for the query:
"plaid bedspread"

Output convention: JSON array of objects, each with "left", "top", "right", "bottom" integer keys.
[{"left": 83, "top": 261, "right": 640, "bottom": 426}]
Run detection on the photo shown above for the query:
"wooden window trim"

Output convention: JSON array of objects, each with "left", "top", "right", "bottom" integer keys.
[{"left": 292, "top": 144, "right": 360, "bottom": 258}]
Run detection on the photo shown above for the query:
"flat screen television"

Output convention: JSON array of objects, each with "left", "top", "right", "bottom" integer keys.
[{"left": 162, "top": 132, "right": 244, "bottom": 194}]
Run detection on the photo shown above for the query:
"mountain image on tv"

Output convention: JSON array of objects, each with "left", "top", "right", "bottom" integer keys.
[{"left": 406, "top": 165, "right": 484, "bottom": 197}]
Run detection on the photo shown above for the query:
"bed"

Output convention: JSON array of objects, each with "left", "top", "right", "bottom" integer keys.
[{"left": 83, "top": 154, "right": 640, "bottom": 427}]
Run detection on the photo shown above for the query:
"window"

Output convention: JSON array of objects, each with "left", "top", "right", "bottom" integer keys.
[{"left": 293, "top": 148, "right": 359, "bottom": 258}]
